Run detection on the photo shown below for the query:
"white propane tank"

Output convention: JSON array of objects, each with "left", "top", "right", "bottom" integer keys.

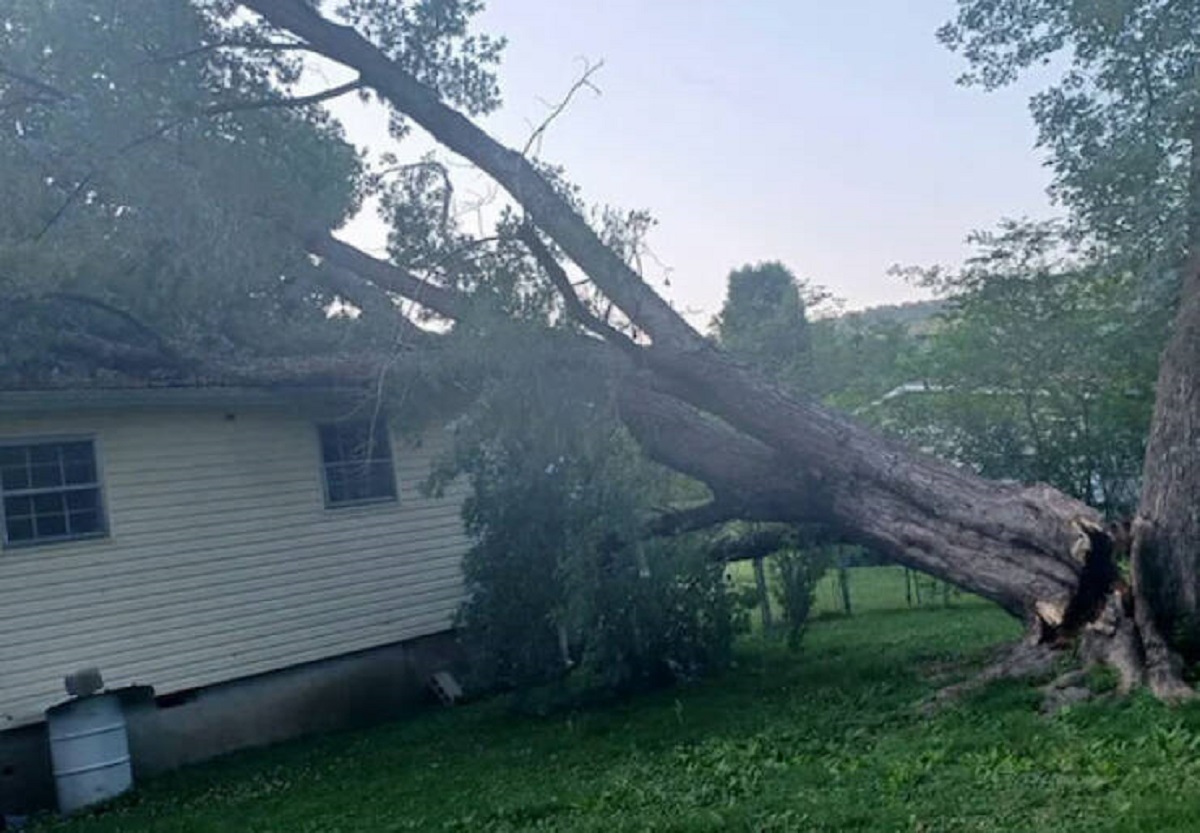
[{"left": 45, "top": 690, "right": 132, "bottom": 814}]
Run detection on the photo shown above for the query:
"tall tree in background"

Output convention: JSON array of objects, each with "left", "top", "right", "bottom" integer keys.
[
  {"left": 712, "top": 262, "right": 811, "bottom": 390},
  {"left": 882, "top": 220, "right": 1163, "bottom": 519},
  {"left": 942, "top": 0, "right": 1200, "bottom": 683}
]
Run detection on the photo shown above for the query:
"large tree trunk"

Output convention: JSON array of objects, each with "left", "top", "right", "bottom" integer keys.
[
  {"left": 240, "top": 0, "right": 1194, "bottom": 695},
  {"left": 1132, "top": 257, "right": 1200, "bottom": 675},
  {"left": 1128, "top": 123, "right": 1200, "bottom": 692}
]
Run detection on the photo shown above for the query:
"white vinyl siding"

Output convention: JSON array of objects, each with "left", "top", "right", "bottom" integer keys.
[{"left": 0, "top": 406, "right": 469, "bottom": 729}]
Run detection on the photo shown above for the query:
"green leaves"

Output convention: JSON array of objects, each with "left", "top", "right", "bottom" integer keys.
[
  {"left": 438, "top": 342, "right": 734, "bottom": 702},
  {"left": 0, "top": 0, "right": 512, "bottom": 372},
  {"left": 879, "top": 221, "right": 1162, "bottom": 515},
  {"left": 336, "top": 0, "right": 504, "bottom": 122},
  {"left": 941, "top": 0, "right": 1200, "bottom": 274},
  {"left": 0, "top": 0, "right": 371, "bottom": 367},
  {"left": 712, "top": 261, "right": 818, "bottom": 394}
]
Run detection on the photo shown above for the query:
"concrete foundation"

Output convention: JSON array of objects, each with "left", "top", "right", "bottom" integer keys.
[{"left": 0, "top": 631, "right": 462, "bottom": 817}]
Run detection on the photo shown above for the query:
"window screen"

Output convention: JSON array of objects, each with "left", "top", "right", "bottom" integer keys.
[
  {"left": 318, "top": 419, "right": 398, "bottom": 507},
  {"left": 0, "top": 439, "right": 107, "bottom": 546}
]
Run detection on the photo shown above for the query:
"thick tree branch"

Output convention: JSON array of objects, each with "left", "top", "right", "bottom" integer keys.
[
  {"left": 319, "top": 265, "right": 434, "bottom": 346},
  {"left": 706, "top": 527, "right": 803, "bottom": 564},
  {"left": 516, "top": 223, "right": 639, "bottom": 354},
  {"left": 0, "top": 62, "right": 68, "bottom": 100},
  {"left": 240, "top": 0, "right": 702, "bottom": 351},
  {"left": 137, "top": 40, "right": 315, "bottom": 66},
  {"left": 305, "top": 231, "right": 470, "bottom": 320},
  {"left": 198, "top": 78, "right": 363, "bottom": 118},
  {"left": 616, "top": 379, "right": 818, "bottom": 525}
]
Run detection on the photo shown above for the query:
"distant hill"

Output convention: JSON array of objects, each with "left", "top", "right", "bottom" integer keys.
[{"left": 828, "top": 299, "right": 946, "bottom": 334}]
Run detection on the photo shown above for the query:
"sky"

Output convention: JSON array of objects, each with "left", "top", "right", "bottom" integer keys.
[{"left": 326, "top": 0, "right": 1060, "bottom": 322}]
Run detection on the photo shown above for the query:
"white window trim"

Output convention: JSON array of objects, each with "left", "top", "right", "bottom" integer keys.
[
  {"left": 0, "top": 433, "right": 109, "bottom": 549},
  {"left": 315, "top": 419, "right": 400, "bottom": 510}
]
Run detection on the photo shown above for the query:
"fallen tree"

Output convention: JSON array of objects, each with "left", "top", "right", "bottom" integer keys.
[
  {"left": 7, "top": 0, "right": 1193, "bottom": 697},
  {"left": 238, "top": 0, "right": 1200, "bottom": 696},
  {"left": 215, "top": 0, "right": 1199, "bottom": 697}
]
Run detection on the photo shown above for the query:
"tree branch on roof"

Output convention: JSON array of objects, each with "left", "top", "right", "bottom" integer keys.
[
  {"left": 120, "top": 77, "right": 364, "bottom": 155},
  {"left": 516, "top": 222, "right": 640, "bottom": 355},
  {"left": 0, "top": 61, "right": 68, "bottom": 100},
  {"left": 136, "top": 40, "right": 316, "bottom": 66}
]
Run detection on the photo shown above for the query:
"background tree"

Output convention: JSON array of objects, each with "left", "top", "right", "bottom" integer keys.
[
  {"left": 879, "top": 220, "right": 1163, "bottom": 518},
  {"left": 942, "top": 0, "right": 1200, "bottom": 681},
  {"left": 806, "top": 309, "right": 927, "bottom": 411},
  {"left": 939, "top": 0, "right": 1200, "bottom": 278},
  {"left": 712, "top": 262, "right": 812, "bottom": 390}
]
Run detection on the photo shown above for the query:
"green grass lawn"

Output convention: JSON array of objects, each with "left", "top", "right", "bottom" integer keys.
[{"left": 33, "top": 567, "right": 1200, "bottom": 832}]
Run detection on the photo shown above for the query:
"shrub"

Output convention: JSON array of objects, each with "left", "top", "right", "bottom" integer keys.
[
  {"left": 438, "top": 378, "right": 734, "bottom": 705},
  {"left": 770, "top": 548, "right": 832, "bottom": 648}
]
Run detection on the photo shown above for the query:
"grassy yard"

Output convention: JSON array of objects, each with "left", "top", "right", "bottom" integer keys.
[{"left": 32, "top": 568, "right": 1200, "bottom": 832}]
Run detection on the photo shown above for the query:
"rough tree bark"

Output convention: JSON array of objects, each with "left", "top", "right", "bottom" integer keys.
[
  {"left": 1129, "top": 123, "right": 1200, "bottom": 692},
  {"left": 1132, "top": 255, "right": 1200, "bottom": 691},
  {"left": 238, "top": 0, "right": 1194, "bottom": 695}
]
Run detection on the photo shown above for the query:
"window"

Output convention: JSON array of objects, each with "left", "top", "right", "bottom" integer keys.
[
  {"left": 0, "top": 439, "right": 107, "bottom": 547},
  {"left": 318, "top": 419, "right": 397, "bottom": 507}
]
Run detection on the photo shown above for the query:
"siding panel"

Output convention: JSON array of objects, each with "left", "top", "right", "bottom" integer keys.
[{"left": 0, "top": 406, "right": 469, "bottom": 728}]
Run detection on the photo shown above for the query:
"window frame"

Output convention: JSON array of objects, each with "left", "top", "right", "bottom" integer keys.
[
  {"left": 316, "top": 417, "right": 399, "bottom": 510},
  {"left": 0, "top": 434, "right": 109, "bottom": 549}
]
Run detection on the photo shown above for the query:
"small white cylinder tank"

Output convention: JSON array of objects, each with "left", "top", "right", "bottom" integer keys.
[{"left": 45, "top": 693, "right": 133, "bottom": 814}]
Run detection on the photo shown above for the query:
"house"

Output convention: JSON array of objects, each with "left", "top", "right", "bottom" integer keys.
[{"left": 0, "top": 378, "right": 472, "bottom": 814}]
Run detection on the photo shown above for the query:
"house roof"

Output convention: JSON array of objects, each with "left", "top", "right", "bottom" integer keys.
[
  {"left": 3, "top": 292, "right": 385, "bottom": 393},
  {"left": 0, "top": 384, "right": 375, "bottom": 415},
  {"left": 0, "top": 321, "right": 400, "bottom": 416},
  {"left": 1, "top": 295, "right": 465, "bottom": 419}
]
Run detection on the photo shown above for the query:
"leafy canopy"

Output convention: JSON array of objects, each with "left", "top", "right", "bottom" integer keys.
[
  {"left": 940, "top": 0, "right": 1200, "bottom": 274},
  {"left": 883, "top": 221, "right": 1163, "bottom": 516},
  {"left": 712, "top": 262, "right": 816, "bottom": 391},
  {"left": 0, "top": 0, "right": 509, "bottom": 369}
]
